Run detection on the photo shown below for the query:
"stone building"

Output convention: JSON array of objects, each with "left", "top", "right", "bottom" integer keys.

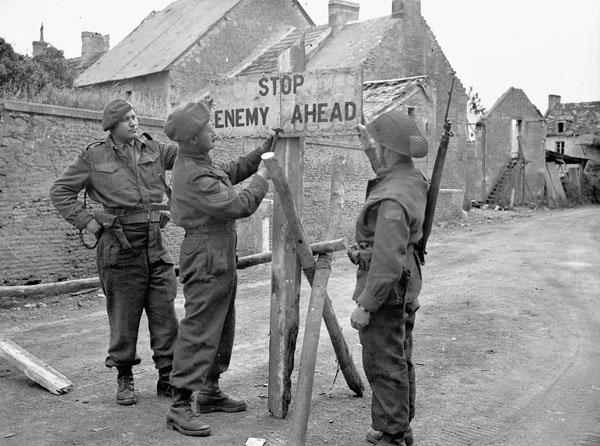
[
  {"left": 469, "top": 87, "right": 546, "bottom": 206},
  {"left": 74, "top": 0, "right": 314, "bottom": 110},
  {"left": 545, "top": 95, "right": 600, "bottom": 203},
  {"left": 545, "top": 95, "right": 600, "bottom": 161},
  {"left": 234, "top": 0, "right": 469, "bottom": 191}
]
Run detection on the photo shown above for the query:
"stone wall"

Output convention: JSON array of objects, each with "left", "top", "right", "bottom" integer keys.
[{"left": 1, "top": 100, "right": 465, "bottom": 286}]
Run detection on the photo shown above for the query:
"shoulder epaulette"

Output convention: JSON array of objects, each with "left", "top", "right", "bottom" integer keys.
[
  {"left": 85, "top": 140, "right": 104, "bottom": 151},
  {"left": 141, "top": 132, "right": 153, "bottom": 141}
]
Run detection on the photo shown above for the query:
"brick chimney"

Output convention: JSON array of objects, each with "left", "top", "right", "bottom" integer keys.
[
  {"left": 81, "top": 31, "right": 109, "bottom": 63},
  {"left": 392, "top": 0, "right": 421, "bottom": 18},
  {"left": 328, "top": 0, "right": 359, "bottom": 33},
  {"left": 547, "top": 94, "right": 561, "bottom": 114}
]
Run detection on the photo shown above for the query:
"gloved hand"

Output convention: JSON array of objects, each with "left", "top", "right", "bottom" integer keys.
[
  {"left": 350, "top": 304, "right": 371, "bottom": 330},
  {"left": 357, "top": 123, "right": 374, "bottom": 149}
]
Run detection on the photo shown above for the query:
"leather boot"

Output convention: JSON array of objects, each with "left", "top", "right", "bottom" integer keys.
[
  {"left": 166, "top": 388, "right": 210, "bottom": 437},
  {"left": 157, "top": 366, "right": 172, "bottom": 397},
  {"left": 196, "top": 379, "right": 247, "bottom": 413},
  {"left": 376, "top": 433, "right": 407, "bottom": 446},
  {"left": 116, "top": 367, "right": 136, "bottom": 406},
  {"left": 368, "top": 427, "right": 412, "bottom": 446}
]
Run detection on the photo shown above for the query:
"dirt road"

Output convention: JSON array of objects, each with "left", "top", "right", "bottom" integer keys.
[{"left": 1, "top": 206, "right": 599, "bottom": 446}]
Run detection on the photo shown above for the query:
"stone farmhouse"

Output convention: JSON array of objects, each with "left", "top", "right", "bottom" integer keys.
[
  {"left": 544, "top": 95, "right": 600, "bottom": 203},
  {"left": 469, "top": 87, "right": 546, "bottom": 207},
  {"left": 74, "top": 0, "right": 314, "bottom": 108}
]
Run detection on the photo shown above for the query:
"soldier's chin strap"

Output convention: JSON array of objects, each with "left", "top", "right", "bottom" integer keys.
[{"left": 79, "top": 188, "right": 99, "bottom": 250}]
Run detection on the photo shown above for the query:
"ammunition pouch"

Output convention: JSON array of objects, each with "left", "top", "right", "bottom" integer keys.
[{"left": 347, "top": 242, "right": 372, "bottom": 270}]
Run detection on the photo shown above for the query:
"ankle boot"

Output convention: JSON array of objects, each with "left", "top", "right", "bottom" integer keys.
[
  {"left": 116, "top": 367, "right": 136, "bottom": 406},
  {"left": 196, "top": 379, "right": 247, "bottom": 413},
  {"left": 157, "top": 366, "right": 172, "bottom": 397},
  {"left": 166, "top": 388, "right": 210, "bottom": 437}
]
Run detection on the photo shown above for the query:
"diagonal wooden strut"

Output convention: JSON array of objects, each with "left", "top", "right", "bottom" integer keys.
[{"left": 262, "top": 152, "right": 364, "bottom": 439}]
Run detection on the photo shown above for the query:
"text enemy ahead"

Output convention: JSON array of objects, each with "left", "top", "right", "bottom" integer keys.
[{"left": 208, "top": 68, "right": 363, "bottom": 138}]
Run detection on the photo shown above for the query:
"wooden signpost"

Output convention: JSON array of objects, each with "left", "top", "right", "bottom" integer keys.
[{"left": 208, "top": 45, "right": 364, "bottom": 439}]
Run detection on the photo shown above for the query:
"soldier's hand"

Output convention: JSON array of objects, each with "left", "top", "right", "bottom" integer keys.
[
  {"left": 85, "top": 218, "right": 103, "bottom": 238},
  {"left": 357, "top": 124, "right": 373, "bottom": 149},
  {"left": 261, "top": 134, "right": 275, "bottom": 153},
  {"left": 256, "top": 161, "right": 271, "bottom": 180},
  {"left": 350, "top": 304, "right": 371, "bottom": 330}
]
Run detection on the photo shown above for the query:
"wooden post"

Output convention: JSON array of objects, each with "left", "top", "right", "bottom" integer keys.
[
  {"left": 287, "top": 156, "right": 346, "bottom": 446},
  {"left": 263, "top": 152, "right": 365, "bottom": 398}
]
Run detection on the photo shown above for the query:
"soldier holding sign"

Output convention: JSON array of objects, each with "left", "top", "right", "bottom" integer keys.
[
  {"left": 349, "top": 110, "right": 429, "bottom": 446},
  {"left": 162, "top": 101, "right": 273, "bottom": 437}
]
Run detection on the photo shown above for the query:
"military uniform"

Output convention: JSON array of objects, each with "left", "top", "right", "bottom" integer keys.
[
  {"left": 169, "top": 147, "right": 269, "bottom": 391},
  {"left": 352, "top": 161, "right": 427, "bottom": 441},
  {"left": 50, "top": 133, "right": 179, "bottom": 373},
  {"left": 351, "top": 109, "right": 429, "bottom": 446}
]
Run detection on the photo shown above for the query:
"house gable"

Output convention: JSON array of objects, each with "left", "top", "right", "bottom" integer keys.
[{"left": 75, "top": 0, "right": 243, "bottom": 86}]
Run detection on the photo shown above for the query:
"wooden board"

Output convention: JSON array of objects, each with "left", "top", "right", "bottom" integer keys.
[
  {"left": 207, "top": 67, "right": 363, "bottom": 138},
  {"left": 545, "top": 162, "right": 567, "bottom": 206},
  {"left": 0, "top": 339, "right": 73, "bottom": 395}
]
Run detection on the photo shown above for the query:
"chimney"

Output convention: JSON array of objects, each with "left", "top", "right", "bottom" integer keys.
[
  {"left": 81, "top": 31, "right": 110, "bottom": 63},
  {"left": 392, "top": 0, "right": 421, "bottom": 18},
  {"left": 328, "top": 0, "right": 360, "bottom": 33},
  {"left": 547, "top": 94, "right": 561, "bottom": 114}
]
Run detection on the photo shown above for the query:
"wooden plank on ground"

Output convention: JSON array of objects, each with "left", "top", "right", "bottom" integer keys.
[{"left": 0, "top": 339, "right": 73, "bottom": 395}]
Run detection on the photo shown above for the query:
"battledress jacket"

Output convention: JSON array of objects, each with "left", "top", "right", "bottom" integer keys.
[
  {"left": 50, "top": 134, "right": 177, "bottom": 229},
  {"left": 169, "top": 148, "right": 268, "bottom": 231},
  {"left": 352, "top": 161, "right": 428, "bottom": 312}
]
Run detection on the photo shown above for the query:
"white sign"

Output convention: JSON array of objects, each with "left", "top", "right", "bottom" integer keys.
[{"left": 207, "top": 68, "right": 363, "bottom": 138}]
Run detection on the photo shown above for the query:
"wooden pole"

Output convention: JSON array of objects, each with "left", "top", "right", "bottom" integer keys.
[
  {"left": 268, "top": 135, "right": 304, "bottom": 418},
  {"left": 287, "top": 156, "right": 346, "bottom": 446},
  {"left": 0, "top": 241, "right": 346, "bottom": 299},
  {"left": 263, "top": 153, "right": 364, "bottom": 397},
  {"left": 237, "top": 239, "right": 347, "bottom": 270}
]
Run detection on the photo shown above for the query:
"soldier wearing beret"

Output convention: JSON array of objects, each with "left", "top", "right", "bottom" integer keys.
[
  {"left": 349, "top": 109, "right": 429, "bottom": 446},
  {"left": 162, "top": 101, "right": 273, "bottom": 437},
  {"left": 50, "top": 99, "right": 179, "bottom": 406}
]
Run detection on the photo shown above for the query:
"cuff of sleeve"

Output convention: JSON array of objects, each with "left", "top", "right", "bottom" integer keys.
[
  {"left": 74, "top": 212, "right": 94, "bottom": 231},
  {"left": 357, "top": 293, "right": 380, "bottom": 313}
]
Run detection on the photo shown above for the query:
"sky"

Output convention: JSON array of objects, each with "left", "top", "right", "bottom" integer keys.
[{"left": 0, "top": 0, "right": 598, "bottom": 112}]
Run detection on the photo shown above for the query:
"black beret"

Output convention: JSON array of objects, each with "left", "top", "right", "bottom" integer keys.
[
  {"left": 102, "top": 99, "right": 133, "bottom": 131},
  {"left": 164, "top": 102, "right": 210, "bottom": 142}
]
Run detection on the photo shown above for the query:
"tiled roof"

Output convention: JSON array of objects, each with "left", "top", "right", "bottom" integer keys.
[
  {"left": 362, "top": 76, "right": 429, "bottom": 119},
  {"left": 236, "top": 25, "right": 331, "bottom": 76},
  {"left": 306, "top": 17, "right": 397, "bottom": 71},
  {"left": 546, "top": 101, "right": 600, "bottom": 137},
  {"left": 75, "top": 0, "right": 241, "bottom": 86}
]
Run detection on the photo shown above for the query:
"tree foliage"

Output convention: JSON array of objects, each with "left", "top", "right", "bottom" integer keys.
[
  {"left": 0, "top": 38, "right": 74, "bottom": 96},
  {"left": 467, "top": 86, "right": 486, "bottom": 117}
]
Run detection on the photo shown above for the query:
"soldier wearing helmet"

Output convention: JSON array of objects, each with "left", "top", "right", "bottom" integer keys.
[{"left": 349, "top": 109, "right": 429, "bottom": 446}]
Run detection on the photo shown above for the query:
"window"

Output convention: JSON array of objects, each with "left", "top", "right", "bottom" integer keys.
[
  {"left": 407, "top": 107, "right": 415, "bottom": 118},
  {"left": 124, "top": 90, "right": 132, "bottom": 100},
  {"left": 556, "top": 141, "right": 565, "bottom": 154},
  {"left": 557, "top": 122, "right": 565, "bottom": 133}
]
